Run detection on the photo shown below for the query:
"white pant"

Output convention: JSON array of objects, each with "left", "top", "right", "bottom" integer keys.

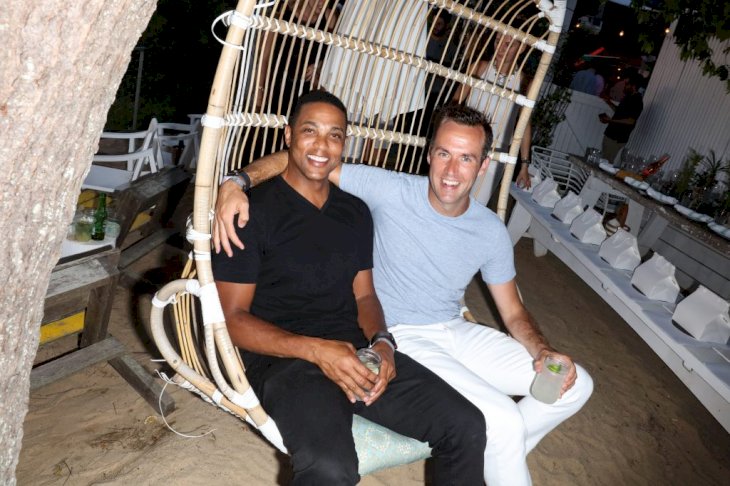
[{"left": 391, "top": 318, "right": 594, "bottom": 486}]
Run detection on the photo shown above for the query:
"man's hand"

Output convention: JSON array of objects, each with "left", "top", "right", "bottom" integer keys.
[
  {"left": 213, "top": 180, "right": 251, "bottom": 256},
  {"left": 598, "top": 113, "right": 610, "bottom": 124},
  {"left": 362, "top": 342, "right": 396, "bottom": 406},
  {"left": 532, "top": 349, "right": 577, "bottom": 398},
  {"left": 515, "top": 163, "right": 531, "bottom": 190},
  {"left": 311, "top": 340, "right": 380, "bottom": 403}
]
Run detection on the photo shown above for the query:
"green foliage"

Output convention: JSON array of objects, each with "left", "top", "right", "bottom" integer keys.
[
  {"left": 633, "top": 0, "right": 730, "bottom": 92},
  {"left": 105, "top": 0, "right": 232, "bottom": 130},
  {"left": 675, "top": 148, "right": 704, "bottom": 195},
  {"left": 693, "top": 149, "right": 729, "bottom": 188},
  {"left": 531, "top": 86, "right": 572, "bottom": 148}
]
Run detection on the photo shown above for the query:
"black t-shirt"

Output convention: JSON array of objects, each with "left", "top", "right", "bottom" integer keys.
[
  {"left": 605, "top": 92, "right": 643, "bottom": 143},
  {"left": 212, "top": 176, "right": 374, "bottom": 364}
]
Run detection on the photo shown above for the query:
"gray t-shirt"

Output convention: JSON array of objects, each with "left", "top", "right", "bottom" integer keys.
[{"left": 340, "top": 164, "right": 516, "bottom": 325}]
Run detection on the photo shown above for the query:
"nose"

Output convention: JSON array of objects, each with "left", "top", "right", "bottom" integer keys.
[
  {"left": 444, "top": 158, "right": 458, "bottom": 175},
  {"left": 312, "top": 131, "right": 328, "bottom": 150}
]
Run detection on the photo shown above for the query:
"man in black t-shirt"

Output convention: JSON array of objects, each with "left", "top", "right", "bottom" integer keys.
[
  {"left": 599, "top": 71, "right": 644, "bottom": 165},
  {"left": 212, "top": 90, "right": 485, "bottom": 485}
]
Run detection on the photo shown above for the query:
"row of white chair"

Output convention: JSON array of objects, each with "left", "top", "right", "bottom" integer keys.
[{"left": 82, "top": 116, "right": 201, "bottom": 193}]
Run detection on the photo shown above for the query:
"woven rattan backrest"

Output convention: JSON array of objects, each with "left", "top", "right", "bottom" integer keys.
[
  {"left": 157, "top": 0, "right": 566, "bottom": 447},
  {"left": 201, "top": 0, "right": 566, "bottom": 220}
]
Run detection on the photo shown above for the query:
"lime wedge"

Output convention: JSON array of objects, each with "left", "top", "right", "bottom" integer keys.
[{"left": 547, "top": 363, "right": 562, "bottom": 373}]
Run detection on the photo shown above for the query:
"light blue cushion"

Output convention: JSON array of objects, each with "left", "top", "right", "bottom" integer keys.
[{"left": 352, "top": 414, "right": 432, "bottom": 476}]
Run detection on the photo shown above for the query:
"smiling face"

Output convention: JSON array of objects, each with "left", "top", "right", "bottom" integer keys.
[
  {"left": 284, "top": 101, "right": 346, "bottom": 186},
  {"left": 427, "top": 120, "right": 490, "bottom": 217}
]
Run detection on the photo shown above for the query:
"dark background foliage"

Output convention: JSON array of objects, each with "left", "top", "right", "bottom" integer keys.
[{"left": 106, "top": 0, "right": 230, "bottom": 130}]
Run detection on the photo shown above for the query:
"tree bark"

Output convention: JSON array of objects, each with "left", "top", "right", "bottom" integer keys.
[{"left": 0, "top": 1, "right": 157, "bottom": 482}]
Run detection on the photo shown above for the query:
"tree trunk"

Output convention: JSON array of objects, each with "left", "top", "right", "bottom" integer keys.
[{"left": 0, "top": 1, "right": 157, "bottom": 482}]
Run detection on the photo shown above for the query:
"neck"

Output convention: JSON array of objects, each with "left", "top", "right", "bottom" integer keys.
[
  {"left": 427, "top": 190, "right": 469, "bottom": 218},
  {"left": 282, "top": 168, "right": 330, "bottom": 208}
]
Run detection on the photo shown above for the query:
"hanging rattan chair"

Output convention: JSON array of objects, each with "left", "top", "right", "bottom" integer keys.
[{"left": 149, "top": 0, "right": 566, "bottom": 476}]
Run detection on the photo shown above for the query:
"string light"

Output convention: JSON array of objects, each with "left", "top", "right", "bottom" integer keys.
[{"left": 619, "top": 30, "right": 624, "bottom": 37}]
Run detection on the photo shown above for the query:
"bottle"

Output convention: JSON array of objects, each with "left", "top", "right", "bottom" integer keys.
[
  {"left": 91, "top": 193, "right": 107, "bottom": 241},
  {"left": 640, "top": 153, "right": 670, "bottom": 178}
]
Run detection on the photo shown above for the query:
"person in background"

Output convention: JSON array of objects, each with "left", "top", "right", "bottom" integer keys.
[
  {"left": 453, "top": 32, "right": 533, "bottom": 200},
  {"left": 214, "top": 103, "right": 593, "bottom": 486},
  {"left": 599, "top": 70, "right": 644, "bottom": 166},
  {"left": 570, "top": 62, "right": 605, "bottom": 96}
]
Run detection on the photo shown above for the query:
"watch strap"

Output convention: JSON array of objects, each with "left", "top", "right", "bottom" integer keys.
[
  {"left": 370, "top": 330, "right": 397, "bottom": 351},
  {"left": 222, "top": 170, "right": 251, "bottom": 192}
]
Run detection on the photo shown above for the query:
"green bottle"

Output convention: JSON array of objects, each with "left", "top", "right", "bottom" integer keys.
[{"left": 91, "top": 193, "right": 107, "bottom": 241}]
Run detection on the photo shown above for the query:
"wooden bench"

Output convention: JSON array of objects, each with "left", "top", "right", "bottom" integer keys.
[
  {"left": 507, "top": 160, "right": 730, "bottom": 433},
  {"left": 111, "top": 165, "right": 191, "bottom": 270},
  {"left": 33, "top": 247, "right": 175, "bottom": 413},
  {"left": 33, "top": 167, "right": 191, "bottom": 412}
]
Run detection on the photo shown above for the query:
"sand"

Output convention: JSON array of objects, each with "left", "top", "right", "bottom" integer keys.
[{"left": 17, "top": 238, "right": 730, "bottom": 485}]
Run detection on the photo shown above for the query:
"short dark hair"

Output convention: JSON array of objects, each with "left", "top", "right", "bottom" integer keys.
[
  {"left": 625, "top": 70, "right": 644, "bottom": 89},
  {"left": 431, "top": 103, "right": 493, "bottom": 159},
  {"left": 288, "top": 90, "right": 348, "bottom": 128}
]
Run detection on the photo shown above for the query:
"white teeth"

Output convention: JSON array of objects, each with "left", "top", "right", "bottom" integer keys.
[
  {"left": 308, "top": 155, "right": 327, "bottom": 163},
  {"left": 442, "top": 179, "right": 459, "bottom": 187}
]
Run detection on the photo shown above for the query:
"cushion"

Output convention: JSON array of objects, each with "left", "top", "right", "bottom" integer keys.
[{"left": 352, "top": 414, "right": 432, "bottom": 476}]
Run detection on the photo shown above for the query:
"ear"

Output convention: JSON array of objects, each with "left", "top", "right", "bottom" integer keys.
[
  {"left": 478, "top": 157, "right": 490, "bottom": 176},
  {"left": 284, "top": 125, "right": 292, "bottom": 147}
]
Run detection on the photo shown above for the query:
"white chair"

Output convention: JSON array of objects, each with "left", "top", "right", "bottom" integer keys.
[
  {"left": 154, "top": 121, "right": 201, "bottom": 169},
  {"left": 82, "top": 118, "right": 160, "bottom": 193}
]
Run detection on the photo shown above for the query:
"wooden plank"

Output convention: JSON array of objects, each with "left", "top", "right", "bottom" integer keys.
[
  {"left": 109, "top": 354, "right": 175, "bottom": 415},
  {"left": 30, "top": 336, "right": 125, "bottom": 390},
  {"left": 653, "top": 239, "right": 730, "bottom": 299},
  {"left": 661, "top": 226, "right": 730, "bottom": 273},
  {"left": 79, "top": 271, "right": 120, "bottom": 347},
  {"left": 119, "top": 228, "right": 176, "bottom": 270},
  {"left": 40, "top": 311, "right": 85, "bottom": 345},
  {"left": 44, "top": 249, "right": 120, "bottom": 324},
  {"left": 42, "top": 294, "right": 89, "bottom": 324},
  {"left": 112, "top": 167, "right": 190, "bottom": 258},
  {"left": 45, "top": 259, "right": 113, "bottom": 300}
]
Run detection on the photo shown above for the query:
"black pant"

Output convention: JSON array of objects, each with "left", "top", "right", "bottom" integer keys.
[{"left": 251, "top": 352, "right": 486, "bottom": 485}]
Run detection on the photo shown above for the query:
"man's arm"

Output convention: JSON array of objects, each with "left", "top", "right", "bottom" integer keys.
[
  {"left": 515, "top": 121, "right": 532, "bottom": 189},
  {"left": 216, "top": 280, "right": 378, "bottom": 402},
  {"left": 213, "top": 151, "right": 343, "bottom": 255},
  {"left": 452, "top": 59, "right": 484, "bottom": 103},
  {"left": 488, "top": 279, "right": 578, "bottom": 396},
  {"left": 601, "top": 93, "right": 618, "bottom": 111},
  {"left": 351, "top": 269, "right": 396, "bottom": 405}
]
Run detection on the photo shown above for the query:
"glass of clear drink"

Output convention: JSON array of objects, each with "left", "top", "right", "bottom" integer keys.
[
  {"left": 355, "top": 348, "right": 381, "bottom": 401},
  {"left": 356, "top": 348, "right": 381, "bottom": 374},
  {"left": 530, "top": 355, "right": 569, "bottom": 404}
]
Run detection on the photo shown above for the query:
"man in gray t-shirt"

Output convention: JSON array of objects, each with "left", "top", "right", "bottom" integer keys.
[{"left": 215, "top": 104, "right": 593, "bottom": 486}]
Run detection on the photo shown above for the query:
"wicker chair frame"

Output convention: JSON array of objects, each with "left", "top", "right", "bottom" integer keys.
[{"left": 150, "top": 0, "right": 566, "bottom": 475}]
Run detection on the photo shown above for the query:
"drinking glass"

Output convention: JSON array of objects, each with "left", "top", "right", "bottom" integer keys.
[
  {"left": 73, "top": 209, "right": 95, "bottom": 242},
  {"left": 530, "top": 356, "right": 569, "bottom": 404}
]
